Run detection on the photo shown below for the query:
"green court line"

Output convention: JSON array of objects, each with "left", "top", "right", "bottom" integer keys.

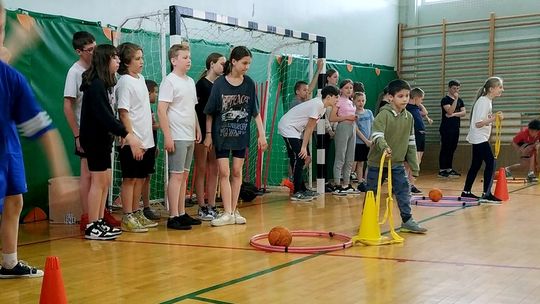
[
  {"left": 191, "top": 296, "right": 234, "bottom": 304},
  {"left": 163, "top": 182, "right": 538, "bottom": 303},
  {"left": 160, "top": 253, "right": 322, "bottom": 304}
]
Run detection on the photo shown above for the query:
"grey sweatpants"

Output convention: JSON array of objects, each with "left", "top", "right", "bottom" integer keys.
[{"left": 333, "top": 122, "right": 356, "bottom": 184}]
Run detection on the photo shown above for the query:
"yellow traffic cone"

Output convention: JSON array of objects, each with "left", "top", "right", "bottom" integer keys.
[{"left": 352, "top": 191, "right": 392, "bottom": 246}]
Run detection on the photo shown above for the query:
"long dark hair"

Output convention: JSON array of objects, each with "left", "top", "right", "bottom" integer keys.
[
  {"left": 81, "top": 44, "right": 118, "bottom": 90},
  {"left": 223, "top": 46, "right": 252, "bottom": 75},
  {"left": 199, "top": 52, "right": 224, "bottom": 79}
]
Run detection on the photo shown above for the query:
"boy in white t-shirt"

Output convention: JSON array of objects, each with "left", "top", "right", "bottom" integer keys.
[
  {"left": 278, "top": 85, "right": 339, "bottom": 201},
  {"left": 62, "top": 31, "right": 120, "bottom": 231},
  {"left": 157, "top": 43, "right": 202, "bottom": 230},
  {"left": 116, "top": 43, "right": 157, "bottom": 233}
]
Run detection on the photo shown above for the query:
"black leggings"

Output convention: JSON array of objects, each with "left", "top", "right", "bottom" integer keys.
[
  {"left": 283, "top": 137, "right": 307, "bottom": 193},
  {"left": 463, "top": 141, "right": 495, "bottom": 194}
]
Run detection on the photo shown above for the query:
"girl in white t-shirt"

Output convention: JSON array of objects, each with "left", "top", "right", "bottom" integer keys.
[{"left": 461, "top": 77, "right": 504, "bottom": 203}]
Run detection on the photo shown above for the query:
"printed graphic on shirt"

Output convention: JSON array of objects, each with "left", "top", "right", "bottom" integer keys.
[{"left": 220, "top": 94, "right": 250, "bottom": 137}]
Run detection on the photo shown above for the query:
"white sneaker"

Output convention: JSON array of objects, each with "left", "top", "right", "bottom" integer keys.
[
  {"left": 211, "top": 213, "right": 235, "bottom": 227},
  {"left": 234, "top": 209, "right": 246, "bottom": 224}
]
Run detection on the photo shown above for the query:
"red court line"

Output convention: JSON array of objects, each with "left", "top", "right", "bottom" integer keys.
[
  {"left": 112, "top": 238, "right": 540, "bottom": 272},
  {"left": 113, "top": 239, "right": 259, "bottom": 252},
  {"left": 325, "top": 252, "right": 540, "bottom": 271},
  {"left": 15, "top": 235, "right": 81, "bottom": 248}
]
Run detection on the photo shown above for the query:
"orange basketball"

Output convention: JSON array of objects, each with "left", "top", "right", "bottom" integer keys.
[
  {"left": 268, "top": 226, "right": 292, "bottom": 247},
  {"left": 429, "top": 188, "right": 443, "bottom": 202}
]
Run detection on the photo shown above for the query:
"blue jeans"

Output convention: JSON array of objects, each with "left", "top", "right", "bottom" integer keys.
[{"left": 366, "top": 165, "right": 411, "bottom": 223}]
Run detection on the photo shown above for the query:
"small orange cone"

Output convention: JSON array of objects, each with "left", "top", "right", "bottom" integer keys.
[
  {"left": 39, "top": 256, "right": 67, "bottom": 304},
  {"left": 281, "top": 178, "right": 294, "bottom": 193},
  {"left": 494, "top": 167, "right": 509, "bottom": 201}
]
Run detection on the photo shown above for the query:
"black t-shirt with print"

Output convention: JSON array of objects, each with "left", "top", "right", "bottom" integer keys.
[{"left": 204, "top": 75, "right": 259, "bottom": 150}]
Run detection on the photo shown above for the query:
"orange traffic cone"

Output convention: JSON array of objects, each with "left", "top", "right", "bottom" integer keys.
[
  {"left": 39, "top": 256, "right": 67, "bottom": 304},
  {"left": 494, "top": 167, "right": 509, "bottom": 201},
  {"left": 281, "top": 178, "right": 294, "bottom": 193}
]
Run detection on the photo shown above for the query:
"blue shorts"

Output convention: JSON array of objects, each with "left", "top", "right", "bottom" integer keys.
[{"left": 0, "top": 153, "right": 27, "bottom": 199}]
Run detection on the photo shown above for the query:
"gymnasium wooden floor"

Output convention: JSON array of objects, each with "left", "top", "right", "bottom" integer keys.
[{"left": 3, "top": 172, "right": 540, "bottom": 304}]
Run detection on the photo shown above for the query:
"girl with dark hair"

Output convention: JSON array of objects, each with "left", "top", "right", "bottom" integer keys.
[
  {"left": 461, "top": 77, "right": 505, "bottom": 203},
  {"left": 195, "top": 52, "right": 225, "bottom": 221},
  {"left": 80, "top": 44, "right": 143, "bottom": 240},
  {"left": 204, "top": 46, "right": 267, "bottom": 226}
]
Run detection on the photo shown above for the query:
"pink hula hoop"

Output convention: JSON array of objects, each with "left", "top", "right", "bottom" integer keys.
[
  {"left": 250, "top": 230, "right": 353, "bottom": 253},
  {"left": 411, "top": 195, "right": 480, "bottom": 207}
]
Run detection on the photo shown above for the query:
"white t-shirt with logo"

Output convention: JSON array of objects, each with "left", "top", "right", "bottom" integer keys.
[
  {"left": 278, "top": 97, "right": 325, "bottom": 139},
  {"left": 116, "top": 74, "right": 155, "bottom": 149},
  {"left": 466, "top": 95, "right": 492, "bottom": 144},
  {"left": 158, "top": 73, "right": 198, "bottom": 140},
  {"left": 63, "top": 61, "right": 86, "bottom": 126}
]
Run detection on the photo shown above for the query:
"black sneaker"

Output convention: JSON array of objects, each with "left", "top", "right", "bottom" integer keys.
[
  {"left": 143, "top": 207, "right": 161, "bottom": 220},
  {"left": 460, "top": 191, "right": 480, "bottom": 200},
  {"left": 448, "top": 169, "right": 461, "bottom": 178},
  {"left": 185, "top": 197, "right": 196, "bottom": 207},
  {"left": 438, "top": 170, "right": 450, "bottom": 178},
  {"left": 179, "top": 213, "right": 202, "bottom": 225},
  {"left": 167, "top": 217, "right": 192, "bottom": 230},
  {"left": 479, "top": 193, "right": 502, "bottom": 204},
  {"left": 0, "top": 261, "right": 44, "bottom": 278},
  {"left": 85, "top": 221, "right": 119, "bottom": 240},
  {"left": 325, "top": 183, "right": 335, "bottom": 193},
  {"left": 332, "top": 186, "right": 347, "bottom": 196},
  {"left": 357, "top": 181, "right": 367, "bottom": 192},
  {"left": 98, "top": 219, "right": 122, "bottom": 236},
  {"left": 410, "top": 185, "right": 422, "bottom": 194}
]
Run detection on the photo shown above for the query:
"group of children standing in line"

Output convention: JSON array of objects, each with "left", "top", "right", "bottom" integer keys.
[{"left": 63, "top": 31, "right": 267, "bottom": 240}]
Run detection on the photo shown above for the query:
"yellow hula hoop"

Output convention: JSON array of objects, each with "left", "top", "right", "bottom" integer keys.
[
  {"left": 494, "top": 113, "right": 502, "bottom": 159},
  {"left": 375, "top": 152, "right": 403, "bottom": 242}
]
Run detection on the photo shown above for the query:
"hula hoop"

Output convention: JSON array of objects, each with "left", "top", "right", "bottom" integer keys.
[
  {"left": 250, "top": 230, "right": 353, "bottom": 253},
  {"left": 411, "top": 195, "right": 480, "bottom": 207}
]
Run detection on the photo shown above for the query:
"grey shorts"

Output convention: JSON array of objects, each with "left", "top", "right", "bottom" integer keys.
[{"left": 168, "top": 140, "right": 194, "bottom": 173}]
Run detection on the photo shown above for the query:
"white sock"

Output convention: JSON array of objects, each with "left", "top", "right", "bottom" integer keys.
[
  {"left": 179, "top": 212, "right": 185, "bottom": 216},
  {"left": 2, "top": 253, "right": 18, "bottom": 269}
]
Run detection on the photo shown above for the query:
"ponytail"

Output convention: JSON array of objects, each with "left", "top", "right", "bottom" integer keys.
[
  {"left": 475, "top": 76, "right": 502, "bottom": 101},
  {"left": 199, "top": 52, "right": 224, "bottom": 80},
  {"left": 223, "top": 60, "right": 233, "bottom": 75}
]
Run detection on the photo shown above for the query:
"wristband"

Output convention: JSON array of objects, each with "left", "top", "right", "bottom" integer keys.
[{"left": 75, "top": 136, "right": 80, "bottom": 139}]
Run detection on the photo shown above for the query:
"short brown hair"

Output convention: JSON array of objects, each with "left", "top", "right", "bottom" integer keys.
[
  {"left": 168, "top": 43, "right": 190, "bottom": 70},
  {"left": 117, "top": 42, "right": 142, "bottom": 75},
  {"left": 410, "top": 87, "right": 424, "bottom": 99}
]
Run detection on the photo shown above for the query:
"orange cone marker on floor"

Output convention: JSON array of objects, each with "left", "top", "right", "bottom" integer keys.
[
  {"left": 39, "top": 256, "right": 67, "bottom": 304},
  {"left": 494, "top": 167, "right": 509, "bottom": 201}
]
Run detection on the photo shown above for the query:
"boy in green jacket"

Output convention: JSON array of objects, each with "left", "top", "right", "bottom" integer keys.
[{"left": 366, "top": 79, "right": 427, "bottom": 234}]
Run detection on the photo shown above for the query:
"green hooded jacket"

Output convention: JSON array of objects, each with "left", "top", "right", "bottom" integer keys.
[{"left": 367, "top": 103, "right": 419, "bottom": 176}]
